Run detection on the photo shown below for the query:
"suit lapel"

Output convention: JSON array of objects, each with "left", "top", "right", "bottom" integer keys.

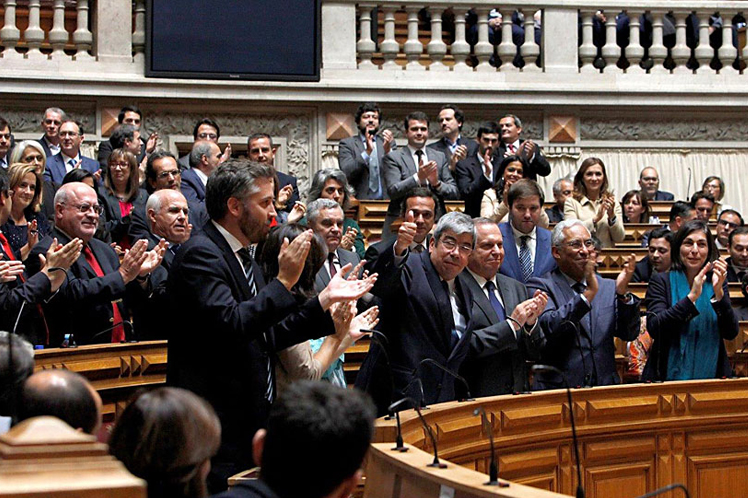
[
  {"left": 203, "top": 223, "right": 252, "bottom": 299},
  {"left": 421, "top": 252, "right": 453, "bottom": 354},
  {"left": 463, "top": 272, "right": 497, "bottom": 323},
  {"left": 501, "top": 225, "right": 521, "bottom": 278},
  {"left": 534, "top": 229, "right": 550, "bottom": 276},
  {"left": 448, "top": 276, "right": 473, "bottom": 359},
  {"left": 400, "top": 148, "right": 417, "bottom": 178}
]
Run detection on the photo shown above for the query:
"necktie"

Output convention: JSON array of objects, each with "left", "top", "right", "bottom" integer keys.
[
  {"left": 519, "top": 235, "right": 533, "bottom": 282},
  {"left": 413, "top": 244, "right": 424, "bottom": 253},
  {"left": 168, "top": 243, "right": 181, "bottom": 257},
  {"left": 368, "top": 140, "right": 380, "bottom": 194},
  {"left": 572, "top": 282, "right": 586, "bottom": 294},
  {"left": 237, "top": 247, "right": 273, "bottom": 402},
  {"left": 485, "top": 281, "right": 506, "bottom": 321},
  {"left": 415, "top": 149, "right": 424, "bottom": 167},
  {"left": 328, "top": 252, "right": 337, "bottom": 278},
  {"left": 68, "top": 158, "right": 77, "bottom": 170},
  {"left": 84, "top": 246, "right": 125, "bottom": 343},
  {"left": 508, "top": 143, "right": 516, "bottom": 154},
  {"left": 572, "top": 281, "right": 592, "bottom": 335}
]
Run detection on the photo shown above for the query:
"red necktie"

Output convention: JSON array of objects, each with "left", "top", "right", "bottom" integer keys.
[
  {"left": 508, "top": 144, "right": 516, "bottom": 154},
  {"left": 83, "top": 246, "right": 125, "bottom": 343},
  {"left": 328, "top": 253, "right": 337, "bottom": 278}
]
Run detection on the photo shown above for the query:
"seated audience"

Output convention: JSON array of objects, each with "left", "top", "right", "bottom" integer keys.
[
  {"left": 109, "top": 387, "right": 221, "bottom": 498},
  {"left": 546, "top": 177, "right": 573, "bottom": 223},
  {"left": 564, "top": 157, "right": 624, "bottom": 248},
  {"left": 621, "top": 189, "right": 651, "bottom": 223},
  {"left": 99, "top": 148, "right": 147, "bottom": 248},
  {"left": 182, "top": 141, "right": 222, "bottom": 205},
  {"left": 644, "top": 220, "right": 738, "bottom": 381},
  {"left": 9, "top": 139, "right": 55, "bottom": 221},
  {"left": 702, "top": 175, "right": 726, "bottom": 212},
  {"left": 454, "top": 121, "right": 500, "bottom": 218},
  {"left": 499, "top": 179, "right": 556, "bottom": 283},
  {"left": 0, "top": 331, "right": 34, "bottom": 433},
  {"left": 715, "top": 208, "right": 743, "bottom": 249},
  {"left": 638, "top": 166, "right": 674, "bottom": 201},
  {"left": 212, "top": 381, "right": 375, "bottom": 498},
  {"left": 726, "top": 227, "right": 748, "bottom": 283},
  {"left": 481, "top": 155, "right": 550, "bottom": 227},
  {"left": 633, "top": 227, "right": 673, "bottom": 282},
  {"left": 307, "top": 168, "right": 364, "bottom": 258},
  {"left": 1, "top": 163, "right": 50, "bottom": 260},
  {"left": 17, "top": 369, "right": 102, "bottom": 435},
  {"left": 690, "top": 190, "right": 715, "bottom": 222}
]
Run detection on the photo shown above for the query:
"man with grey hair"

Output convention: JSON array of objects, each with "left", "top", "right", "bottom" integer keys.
[
  {"left": 39, "top": 107, "right": 66, "bottom": 158},
  {"left": 527, "top": 219, "right": 640, "bottom": 390},
  {"left": 0, "top": 331, "right": 34, "bottom": 433},
  {"left": 494, "top": 114, "right": 551, "bottom": 181},
  {"left": 358, "top": 211, "right": 476, "bottom": 415},
  {"left": 307, "top": 198, "right": 360, "bottom": 293},
  {"left": 546, "top": 177, "right": 573, "bottom": 223},
  {"left": 181, "top": 141, "right": 222, "bottom": 205}
]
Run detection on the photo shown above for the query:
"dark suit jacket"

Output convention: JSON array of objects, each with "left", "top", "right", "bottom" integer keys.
[
  {"left": 458, "top": 271, "right": 542, "bottom": 396},
  {"left": 44, "top": 153, "right": 101, "bottom": 185},
  {"left": 528, "top": 269, "right": 640, "bottom": 389},
  {"left": 492, "top": 139, "right": 551, "bottom": 181},
  {"left": 179, "top": 168, "right": 206, "bottom": 204},
  {"left": 654, "top": 190, "right": 675, "bottom": 201},
  {"left": 632, "top": 257, "right": 654, "bottom": 283},
  {"left": 725, "top": 257, "right": 745, "bottom": 283},
  {"left": 356, "top": 241, "right": 474, "bottom": 415},
  {"left": 98, "top": 187, "right": 148, "bottom": 245},
  {"left": 546, "top": 205, "right": 564, "bottom": 224},
  {"left": 27, "top": 228, "right": 142, "bottom": 346},
  {"left": 455, "top": 151, "right": 492, "bottom": 218},
  {"left": 128, "top": 194, "right": 208, "bottom": 243},
  {"left": 313, "top": 248, "right": 360, "bottom": 293},
  {"left": 38, "top": 135, "right": 59, "bottom": 159},
  {"left": 427, "top": 136, "right": 478, "bottom": 163},
  {"left": 276, "top": 171, "right": 299, "bottom": 214},
  {"left": 643, "top": 271, "right": 738, "bottom": 381},
  {"left": 498, "top": 222, "right": 557, "bottom": 284},
  {"left": 166, "top": 221, "right": 334, "bottom": 483},
  {"left": 97, "top": 137, "right": 146, "bottom": 167},
  {"left": 338, "top": 134, "right": 389, "bottom": 200}
]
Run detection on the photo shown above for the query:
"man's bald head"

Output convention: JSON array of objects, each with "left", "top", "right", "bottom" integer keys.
[
  {"left": 54, "top": 182, "right": 101, "bottom": 242},
  {"left": 18, "top": 369, "right": 102, "bottom": 435},
  {"left": 147, "top": 189, "right": 191, "bottom": 244}
]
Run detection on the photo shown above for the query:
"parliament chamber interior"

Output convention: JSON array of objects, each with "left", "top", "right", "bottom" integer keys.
[{"left": 1, "top": 1, "right": 748, "bottom": 497}]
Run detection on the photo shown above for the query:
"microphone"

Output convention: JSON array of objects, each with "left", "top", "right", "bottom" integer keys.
[
  {"left": 387, "top": 397, "right": 416, "bottom": 452},
  {"left": 561, "top": 319, "right": 592, "bottom": 388},
  {"left": 532, "top": 364, "right": 585, "bottom": 498},
  {"left": 86, "top": 320, "right": 134, "bottom": 344},
  {"left": 473, "top": 406, "right": 508, "bottom": 487},
  {"left": 413, "top": 401, "right": 447, "bottom": 468},
  {"left": 686, "top": 167, "right": 692, "bottom": 200},
  {"left": 403, "top": 376, "right": 427, "bottom": 409},
  {"left": 633, "top": 483, "right": 690, "bottom": 498},
  {"left": 414, "top": 357, "right": 473, "bottom": 402},
  {"left": 361, "top": 329, "right": 397, "bottom": 419}
]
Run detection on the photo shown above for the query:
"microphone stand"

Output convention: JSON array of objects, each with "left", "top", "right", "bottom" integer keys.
[
  {"left": 561, "top": 319, "right": 592, "bottom": 388},
  {"left": 388, "top": 397, "right": 417, "bottom": 452},
  {"left": 361, "top": 329, "right": 397, "bottom": 419},
  {"left": 413, "top": 403, "right": 447, "bottom": 468},
  {"left": 532, "top": 364, "right": 585, "bottom": 498},
  {"left": 414, "top": 357, "right": 474, "bottom": 402},
  {"left": 403, "top": 377, "right": 427, "bottom": 409},
  {"left": 473, "top": 406, "right": 508, "bottom": 487},
  {"left": 85, "top": 320, "right": 134, "bottom": 345},
  {"left": 634, "top": 483, "right": 690, "bottom": 498}
]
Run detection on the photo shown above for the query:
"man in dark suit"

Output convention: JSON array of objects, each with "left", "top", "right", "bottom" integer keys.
[
  {"left": 493, "top": 114, "right": 551, "bottom": 181},
  {"left": 181, "top": 141, "right": 222, "bottom": 205},
  {"left": 638, "top": 167, "right": 675, "bottom": 201},
  {"left": 44, "top": 120, "right": 100, "bottom": 185},
  {"left": 248, "top": 133, "right": 299, "bottom": 214},
  {"left": 27, "top": 182, "right": 165, "bottom": 346},
  {"left": 632, "top": 227, "right": 672, "bottom": 283},
  {"left": 726, "top": 227, "right": 748, "bottom": 283},
  {"left": 357, "top": 212, "right": 475, "bottom": 415},
  {"left": 307, "top": 198, "right": 361, "bottom": 292},
  {"left": 499, "top": 179, "right": 556, "bottom": 283},
  {"left": 166, "top": 159, "right": 374, "bottom": 491},
  {"left": 459, "top": 219, "right": 547, "bottom": 396},
  {"left": 528, "top": 219, "right": 641, "bottom": 389},
  {"left": 382, "top": 111, "right": 459, "bottom": 237},
  {"left": 39, "top": 107, "right": 66, "bottom": 159},
  {"left": 338, "top": 102, "right": 395, "bottom": 200},
  {"left": 427, "top": 105, "right": 478, "bottom": 172},
  {"left": 0, "top": 117, "right": 12, "bottom": 170},
  {"left": 177, "top": 118, "right": 230, "bottom": 170},
  {"left": 546, "top": 178, "right": 573, "bottom": 224},
  {"left": 97, "top": 105, "right": 156, "bottom": 168},
  {"left": 455, "top": 121, "right": 500, "bottom": 217}
]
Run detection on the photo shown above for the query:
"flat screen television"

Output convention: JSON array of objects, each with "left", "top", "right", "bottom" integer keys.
[{"left": 146, "top": 0, "right": 320, "bottom": 81}]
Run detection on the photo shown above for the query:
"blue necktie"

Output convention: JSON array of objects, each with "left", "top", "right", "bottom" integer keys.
[
  {"left": 368, "top": 141, "right": 381, "bottom": 196},
  {"left": 519, "top": 235, "right": 533, "bottom": 282},
  {"left": 485, "top": 281, "right": 506, "bottom": 321}
]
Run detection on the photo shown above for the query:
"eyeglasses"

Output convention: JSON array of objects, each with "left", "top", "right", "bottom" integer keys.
[
  {"left": 109, "top": 162, "right": 130, "bottom": 170},
  {"left": 59, "top": 131, "right": 80, "bottom": 137},
  {"left": 64, "top": 202, "right": 103, "bottom": 215},
  {"left": 439, "top": 237, "right": 473, "bottom": 254},
  {"left": 44, "top": 119, "right": 61, "bottom": 126},
  {"left": 718, "top": 219, "right": 740, "bottom": 229},
  {"left": 157, "top": 170, "right": 181, "bottom": 179},
  {"left": 197, "top": 132, "right": 218, "bottom": 140},
  {"left": 563, "top": 239, "right": 594, "bottom": 250}
]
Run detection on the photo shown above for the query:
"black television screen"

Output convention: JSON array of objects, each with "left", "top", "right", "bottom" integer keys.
[{"left": 146, "top": 0, "right": 320, "bottom": 81}]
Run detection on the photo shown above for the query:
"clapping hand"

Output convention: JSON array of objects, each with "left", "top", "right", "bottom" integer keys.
[
  {"left": 318, "top": 262, "right": 377, "bottom": 311},
  {"left": 688, "top": 262, "right": 711, "bottom": 303},
  {"left": 277, "top": 230, "right": 313, "bottom": 290},
  {"left": 0, "top": 260, "right": 24, "bottom": 283},
  {"left": 340, "top": 226, "right": 358, "bottom": 251},
  {"left": 615, "top": 253, "right": 637, "bottom": 295},
  {"left": 712, "top": 258, "right": 728, "bottom": 300}
]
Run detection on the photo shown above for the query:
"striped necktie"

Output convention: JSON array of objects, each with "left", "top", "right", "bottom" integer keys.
[{"left": 519, "top": 235, "right": 533, "bottom": 282}]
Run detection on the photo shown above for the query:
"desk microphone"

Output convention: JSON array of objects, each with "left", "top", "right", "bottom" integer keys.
[
  {"left": 403, "top": 376, "right": 427, "bottom": 409},
  {"left": 473, "top": 406, "right": 508, "bottom": 487},
  {"left": 413, "top": 401, "right": 447, "bottom": 468},
  {"left": 634, "top": 483, "right": 690, "bottom": 498},
  {"left": 414, "top": 358, "right": 473, "bottom": 401},
  {"left": 388, "top": 397, "right": 415, "bottom": 452},
  {"left": 532, "top": 364, "right": 585, "bottom": 498},
  {"left": 361, "top": 329, "right": 396, "bottom": 418},
  {"left": 87, "top": 320, "right": 134, "bottom": 344},
  {"left": 560, "top": 319, "right": 592, "bottom": 388}
]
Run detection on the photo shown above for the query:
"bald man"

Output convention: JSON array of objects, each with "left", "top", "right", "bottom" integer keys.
[
  {"left": 26, "top": 182, "right": 165, "bottom": 345},
  {"left": 17, "top": 369, "right": 102, "bottom": 435}
]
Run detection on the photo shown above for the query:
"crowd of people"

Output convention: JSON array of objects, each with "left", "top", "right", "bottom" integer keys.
[{"left": 0, "top": 101, "right": 744, "bottom": 498}]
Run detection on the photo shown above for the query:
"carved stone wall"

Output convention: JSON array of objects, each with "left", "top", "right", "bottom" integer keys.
[
  {"left": 2, "top": 108, "right": 96, "bottom": 135},
  {"left": 581, "top": 118, "right": 748, "bottom": 142}
]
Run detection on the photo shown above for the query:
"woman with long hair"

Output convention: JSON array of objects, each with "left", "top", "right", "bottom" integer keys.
[
  {"left": 0, "top": 163, "right": 50, "bottom": 260},
  {"left": 99, "top": 148, "right": 147, "bottom": 247},
  {"left": 10, "top": 139, "right": 55, "bottom": 221},
  {"left": 564, "top": 157, "right": 624, "bottom": 248},
  {"left": 621, "top": 189, "right": 651, "bottom": 223},
  {"left": 480, "top": 155, "right": 550, "bottom": 227},
  {"left": 643, "top": 220, "right": 738, "bottom": 381}
]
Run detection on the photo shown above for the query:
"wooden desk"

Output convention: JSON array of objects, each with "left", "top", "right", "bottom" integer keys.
[
  {"left": 369, "top": 379, "right": 748, "bottom": 498},
  {"left": 34, "top": 341, "right": 168, "bottom": 423}
]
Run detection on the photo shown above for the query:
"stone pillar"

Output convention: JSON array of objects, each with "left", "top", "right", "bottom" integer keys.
[
  {"left": 625, "top": 11, "right": 644, "bottom": 73},
  {"left": 694, "top": 12, "right": 713, "bottom": 73},
  {"left": 0, "top": 0, "right": 22, "bottom": 60},
  {"left": 24, "top": 0, "right": 46, "bottom": 60},
  {"left": 601, "top": 14, "right": 621, "bottom": 72},
  {"left": 649, "top": 11, "right": 669, "bottom": 74},
  {"left": 426, "top": 8, "right": 448, "bottom": 71},
  {"left": 356, "top": 4, "right": 377, "bottom": 70},
  {"left": 497, "top": 9, "right": 517, "bottom": 72},
  {"left": 93, "top": 0, "right": 131, "bottom": 63},
  {"left": 322, "top": 2, "right": 357, "bottom": 70},
  {"left": 578, "top": 10, "right": 597, "bottom": 73},
  {"left": 403, "top": 5, "right": 425, "bottom": 71},
  {"left": 48, "top": 0, "right": 69, "bottom": 60},
  {"left": 380, "top": 6, "right": 400, "bottom": 70},
  {"left": 543, "top": 8, "right": 578, "bottom": 74},
  {"left": 718, "top": 12, "right": 737, "bottom": 74},
  {"left": 520, "top": 8, "right": 540, "bottom": 72},
  {"left": 451, "top": 8, "right": 471, "bottom": 72}
]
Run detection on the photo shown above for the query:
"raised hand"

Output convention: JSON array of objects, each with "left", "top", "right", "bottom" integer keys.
[
  {"left": 0, "top": 260, "right": 25, "bottom": 283},
  {"left": 583, "top": 258, "right": 599, "bottom": 302},
  {"left": 26, "top": 219, "right": 39, "bottom": 248},
  {"left": 139, "top": 239, "right": 167, "bottom": 276},
  {"left": 425, "top": 160, "right": 439, "bottom": 186},
  {"left": 526, "top": 290, "right": 549, "bottom": 326},
  {"left": 521, "top": 140, "right": 537, "bottom": 158},
  {"left": 317, "top": 263, "right": 377, "bottom": 311},
  {"left": 220, "top": 143, "right": 232, "bottom": 163},
  {"left": 118, "top": 238, "right": 150, "bottom": 284},
  {"left": 688, "top": 262, "right": 711, "bottom": 303},
  {"left": 277, "top": 184, "right": 294, "bottom": 207},
  {"left": 340, "top": 226, "right": 358, "bottom": 251},
  {"left": 350, "top": 305, "right": 380, "bottom": 342},
  {"left": 44, "top": 237, "right": 83, "bottom": 271},
  {"left": 365, "top": 132, "right": 375, "bottom": 155},
  {"left": 482, "top": 147, "right": 493, "bottom": 177},
  {"left": 146, "top": 132, "right": 159, "bottom": 153},
  {"left": 712, "top": 258, "right": 728, "bottom": 300},
  {"left": 381, "top": 129, "right": 394, "bottom": 154},
  {"left": 394, "top": 210, "right": 417, "bottom": 255},
  {"left": 615, "top": 253, "right": 637, "bottom": 295},
  {"left": 287, "top": 201, "right": 306, "bottom": 224},
  {"left": 450, "top": 144, "right": 468, "bottom": 171},
  {"left": 277, "top": 230, "right": 313, "bottom": 290}
]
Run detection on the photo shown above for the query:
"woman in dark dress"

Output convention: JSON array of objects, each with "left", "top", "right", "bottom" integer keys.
[
  {"left": 98, "top": 148, "right": 147, "bottom": 248},
  {"left": 0, "top": 163, "right": 50, "bottom": 261}
]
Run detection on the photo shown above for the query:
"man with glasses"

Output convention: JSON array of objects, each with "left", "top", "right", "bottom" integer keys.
[
  {"left": 357, "top": 212, "right": 476, "bottom": 415},
  {"left": 638, "top": 166, "right": 674, "bottom": 201},
  {"left": 177, "top": 118, "right": 231, "bottom": 170},
  {"left": 527, "top": 219, "right": 640, "bottom": 389},
  {"left": 39, "top": 107, "right": 66, "bottom": 158},
  {"left": 715, "top": 209, "right": 744, "bottom": 250},
  {"left": 27, "top": 182, "right": 165, "bottom": 346},
  {"left": 44, "top": 120, "right": 100, "bottom": 184}
]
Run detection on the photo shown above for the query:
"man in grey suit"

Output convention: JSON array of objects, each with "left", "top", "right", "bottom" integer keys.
[
  {"left": 338, "top": 102, "right": 395, "bottom": 201},
  {"left": 308, "top": 199, "right": 360, "bottom": 292},
  {"left": 382, "top": 111, "right": 459, "bottom": 236},
  {"left": 458, "top": 219, "right": 547, "bottom": 396},
  {"left": 528, "top": 220, "right": 640, "bottom": 389}
]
